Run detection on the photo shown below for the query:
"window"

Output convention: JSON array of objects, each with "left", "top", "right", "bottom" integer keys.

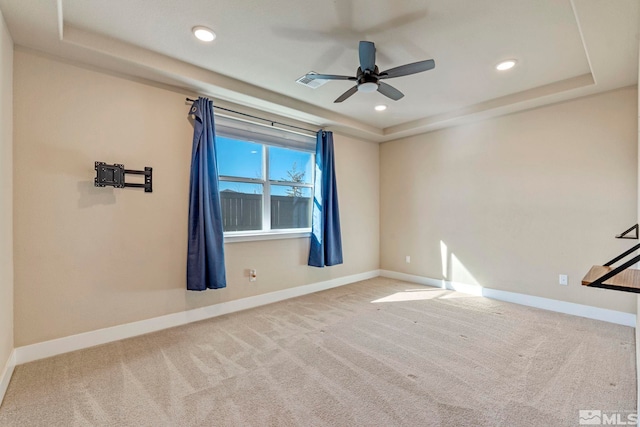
[{"left": 216, "top": 116, "right": 315, "bottom": 238}]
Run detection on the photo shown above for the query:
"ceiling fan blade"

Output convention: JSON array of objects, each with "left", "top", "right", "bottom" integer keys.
[
  {"left": 379, "top": 59, "right": 435, "bottom": 79},
  {"left": 306, "top": 73, "right": 356, "bottom": 81},
  {"left": 377, "top": 82, "right": 404, "bottom": 101},
  {"left": 334, "top": 85, "right": 358, "bottom": 103},
  {"left": 359, "top": 41, "right": 376, "bottom": 72}
]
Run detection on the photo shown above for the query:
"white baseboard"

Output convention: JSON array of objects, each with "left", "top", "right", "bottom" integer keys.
[
  {"left": 13, "top": 267, "right": 634, "bottom": 367},
  {"left": 380, "top": 270, "right": 636, "bottom": 327},
  {"left": 14, "top": 270, "right": 381, "bottom": 365},
  {"left": 0, "top": 349, "right": 16, "bottom": 407}
]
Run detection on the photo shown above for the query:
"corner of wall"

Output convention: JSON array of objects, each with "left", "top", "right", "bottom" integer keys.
[{"left": 0, "top": 6, "right": 15, "bottom": 408}]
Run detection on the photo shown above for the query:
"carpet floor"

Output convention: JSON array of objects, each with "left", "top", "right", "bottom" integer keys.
[{"left": 0, "top": 277, "right": 636, "bottom": 426}]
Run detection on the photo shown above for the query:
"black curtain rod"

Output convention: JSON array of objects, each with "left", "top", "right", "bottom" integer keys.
[{"left": 186, "top": 97, "right": 318, "bottom": 134}]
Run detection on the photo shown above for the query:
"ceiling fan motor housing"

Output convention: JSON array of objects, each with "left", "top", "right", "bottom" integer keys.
[{"left": 357, "top": 66, "right": 379, "bottom": 92}]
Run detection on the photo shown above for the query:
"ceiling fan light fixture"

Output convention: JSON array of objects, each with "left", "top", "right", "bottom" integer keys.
[
  {"left": 313, "top": 41, "right": 435, "bottom": 103},
  {"left": 192, "top": 26, "right": 216, "bottom": 42},
  {"left": 375, "top": 104, "right": 387, "bottom": 111},
  {"left": 496, "top": 59, "right": 517, "bottom": 71},
  {"left": 358, "top": 82, "right": 378, "bottom": 93}
]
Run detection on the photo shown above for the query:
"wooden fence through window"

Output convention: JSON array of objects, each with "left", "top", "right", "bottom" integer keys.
[{"left": 220, "top": 191, "right": 311, "bottom": 231}]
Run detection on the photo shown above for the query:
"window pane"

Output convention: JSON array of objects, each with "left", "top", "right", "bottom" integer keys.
[
  {"left": 219, "top": 182, "right": 263, "bottom": 231},
  {"left": 217, "top": 137, "right": 263, "bottom": 179},
  {"left": 269, "top": 146, "right": 313, "bottom": 184},
  {"left": 270, "top": 185, "right": 312, "bottom": 229}
]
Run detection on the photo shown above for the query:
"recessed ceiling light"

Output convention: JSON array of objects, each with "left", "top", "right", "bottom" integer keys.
[
  {"left": 375, "top": 104, "right": 387, "bottom": 111},
  {"left": 192, "top": 26, "right": 216, "bottom": 42},
  {"left": 496, "top": 60, "right": 517, "bottom": 71}
]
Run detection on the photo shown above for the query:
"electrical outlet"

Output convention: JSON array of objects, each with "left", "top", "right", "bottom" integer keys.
[
  {"left": 405, "top": 256, "right": 411, "bottom": 263},
  {"left": 249, "top": 269, "right": 257, "bottom": 282},
  {"left": 559, "top": 274, "right": 568, "bottom": 286}
]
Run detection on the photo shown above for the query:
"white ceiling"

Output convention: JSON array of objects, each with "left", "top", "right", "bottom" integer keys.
[{"left": 0, "top": 0, "right": 638, "bottom": 142}]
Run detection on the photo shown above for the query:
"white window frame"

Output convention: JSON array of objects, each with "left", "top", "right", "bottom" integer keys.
[{"left": 215, "top": 115, "right": 316, "bottom": 243}]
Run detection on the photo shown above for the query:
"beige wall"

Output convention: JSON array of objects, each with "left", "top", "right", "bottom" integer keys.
[
  {"left": 0, "top": 10, "right": 13, "bottom": 370},
  {"left": 381, "top": 87, "right": 638, "bottom": 313},
  {"left": 13, "top": 50, "right": 380, "bottom": 346},
  {"left": 12, "top": 46, "right": 637, "bottom": 347}
]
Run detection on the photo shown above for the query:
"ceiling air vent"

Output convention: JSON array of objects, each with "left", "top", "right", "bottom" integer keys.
[{"left": 295, "top": 72, "right": 328, "bottom": 89}]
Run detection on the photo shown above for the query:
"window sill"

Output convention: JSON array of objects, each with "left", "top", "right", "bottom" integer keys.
[{"left": 224, "top": 229, "right": 311, "bottom": 243}]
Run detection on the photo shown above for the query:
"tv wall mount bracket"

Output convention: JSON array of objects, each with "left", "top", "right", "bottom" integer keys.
[{"left": 94, "top": 162, "right": 153, "bottom": 193}]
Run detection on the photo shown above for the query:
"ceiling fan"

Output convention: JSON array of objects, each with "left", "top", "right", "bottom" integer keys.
[{"left": 305, "top": 41, "right": 435, "bottom": 103}]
